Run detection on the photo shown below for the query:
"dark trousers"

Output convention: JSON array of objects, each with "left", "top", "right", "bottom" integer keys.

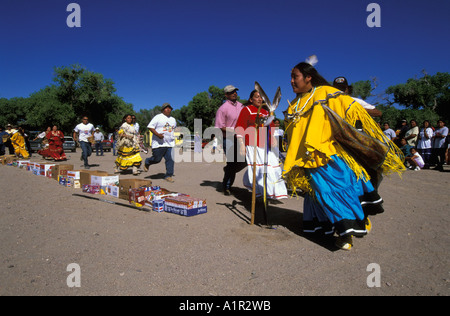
[
  {"left": 95, "top": 141, "right": 104, "bottom": 156},
  {"left": 222, "top": 136, "right": 247, "bottom": 190},
  {"left": 145, "top": 147, "right": 174, "bottom": 178}
]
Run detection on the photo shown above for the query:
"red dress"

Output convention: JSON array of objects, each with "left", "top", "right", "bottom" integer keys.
[{"left": 39, "top": 131, "right": 67, "bottom": 161}]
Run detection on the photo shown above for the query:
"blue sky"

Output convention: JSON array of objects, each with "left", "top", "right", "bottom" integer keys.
[{"left": 1, "top": 0, "right": 449, "bottom": 119}]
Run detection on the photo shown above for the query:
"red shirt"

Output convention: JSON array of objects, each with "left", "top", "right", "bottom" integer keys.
[{"left": 235, "top": 105, "right": 275, "bottom": 148}]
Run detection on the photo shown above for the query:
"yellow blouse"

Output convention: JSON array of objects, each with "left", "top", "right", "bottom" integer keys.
[{"left": 282, "top": 86, "right": 404, "bottom": 194}]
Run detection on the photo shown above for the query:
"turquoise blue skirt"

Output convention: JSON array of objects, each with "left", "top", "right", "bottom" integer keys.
[{"left": 303, "top": 155, "right": 381, "bottom": 237}]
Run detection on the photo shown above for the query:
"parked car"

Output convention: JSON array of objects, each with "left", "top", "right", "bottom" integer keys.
[
  {"left": 63, "top": 136, "right": 77, "bottom": 152},
  {"left": 29, "top": 131, "right": 43, "bottom": 153},
  {"left": 102, "top": 139, "right": 112, "bottom": 152}
]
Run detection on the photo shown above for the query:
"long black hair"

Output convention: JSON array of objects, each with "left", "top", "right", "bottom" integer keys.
[{"left": 292, "top": 62, "right": 331, "bottom": 88}]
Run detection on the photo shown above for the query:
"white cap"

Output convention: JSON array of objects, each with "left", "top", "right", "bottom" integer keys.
[{"left": 224, "top": 85, "right": 238, "bottom": 93}]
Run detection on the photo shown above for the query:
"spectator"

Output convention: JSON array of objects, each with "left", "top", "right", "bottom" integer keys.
[
  {"left": 382, "top": 122, "right": 397, "bottom": 141},
  {"left": 399, "top": 138, "right": 412, "bottom": 167},
  {"left": 93, "top": 127, "right": 105, "bottom": 156},
  {"left": 406, "top": 147, "right": 425, "bottom": 171},
  {"left": 404, "top": 119, "right": 419, "bottom": 148},
  {"left": 431, "top": 119, "right": 448, "bottom": 171},
  {"left": 417, "top": 120, "right": 433, "bottom": 169},
  {"left": 0, "top": 126, "right": 8, "bottom": 156}
]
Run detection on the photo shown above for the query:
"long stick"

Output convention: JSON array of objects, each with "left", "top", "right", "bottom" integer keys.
[{"left": 251, "top": 104, "right": 263, "bottom": 225}]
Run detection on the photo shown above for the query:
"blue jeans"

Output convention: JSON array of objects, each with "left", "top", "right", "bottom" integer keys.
[
  {"left": 95, "top": 141, "right": 104, "bottom": 156},
  {"left": 145, "top": 147, "right": 174, "bottom": 178},
  {"left": 80, "top": 141, "right": 92, "bottom": 167}
]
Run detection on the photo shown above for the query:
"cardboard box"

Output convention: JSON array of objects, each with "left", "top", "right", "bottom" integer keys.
[
  {"left": 103, "top": 185, "right": 119, "bottom": 198},
  {"left": 17, "top": 160, "right": 30, "bottom": 168},
  {"left": 51, "top": 164, "right": 74, "bottom": 180},
  {"left": 119, "top": 179, "right": 152, "bottom": 200},
  {"left": 164, "top": 204, "right": 207, "bottom": 217},
  {"left": 80, "top": 170, "right": 109, "bottom": 186},
  {"left": 82, "top": 184, "right": 101, "bottom": 194},
  {"left": 152, "top": 199, "right": 165, "bottom": 212},
  {"left": 91, "top": 174, "right": 120, "bottom": 187},
  {"left": 1, "top": 155, "right": 17, "bottom": 165},
  {"left": 129, "top": 188, "right": 146, "bottom": 206},
  {"left": 67, "top": 170, "right": 81, "bottom": 180},
  {"left": 37, "top": 163, "right": 55, "bottom": 176},
  {"left": 26, "top": 162, "right": 36, "bottom": 171}
]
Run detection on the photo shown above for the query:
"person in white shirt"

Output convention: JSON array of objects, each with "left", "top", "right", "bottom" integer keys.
[
  {"left": 143, "top": 103, "right": 177, "bottom": 183},
  {"left": 93, "top": 127, "right": 105, "bottom": 156},
  {"left": 431, "top": 119, "right": 448, "bottom": 171},
  {"left": 73, "top": 116, "right": 95, "bottom": 169},
  {"left": 406, "top": 147, "right": 425, "bottom": 171},
  {"left": 417, "top": 120, "right": 434, "bottom": 168}
]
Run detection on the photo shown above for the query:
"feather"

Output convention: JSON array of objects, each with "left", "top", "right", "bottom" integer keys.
[
  {"left": 271, "top": 87, "right": 282, "bottom": 113},
  {"left": 305, "top": 55, "right": 318, "bottom": 66},
  {"left": 255, "top": 81, "right": 272, "bottom": 109}
]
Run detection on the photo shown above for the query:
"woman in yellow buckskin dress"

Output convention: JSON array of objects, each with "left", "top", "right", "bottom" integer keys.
[
  {"left": 283, "top": 61, "right": 404, "bottom": 250},
  {"left": 10, "top": 126, "right": 30, "bottom": 159},
  {"left": 114, "top": 114, "right": 142, "bottom": 175}
]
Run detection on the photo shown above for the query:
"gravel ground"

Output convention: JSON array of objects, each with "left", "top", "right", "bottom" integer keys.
[{"left": 0, "top": 148, "right": 449, "bottom": 296}]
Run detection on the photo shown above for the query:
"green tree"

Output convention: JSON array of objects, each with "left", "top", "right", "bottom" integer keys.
[
  {"left": 53, "top": 64, "right": 134, "bottom": 132},
  {"left": 178, "top": 85, "right": 226, "bottom": 132},
  {"left": 386, "top": 71, "right": 450, "bottom": 121}
]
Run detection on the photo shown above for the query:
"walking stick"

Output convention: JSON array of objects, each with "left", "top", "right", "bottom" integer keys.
[{"left": 254, "top": 82, "right": 282, "bottom": 227}]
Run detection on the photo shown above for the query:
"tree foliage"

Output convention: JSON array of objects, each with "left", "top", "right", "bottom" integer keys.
[
  {"left": 0, "top": 65, "right": 134, "bottom": 133},
  {"left": 386, "top": 72, "right": 450, "bottom": 121}
]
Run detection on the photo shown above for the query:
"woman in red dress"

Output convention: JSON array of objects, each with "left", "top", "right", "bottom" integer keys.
[{"left": 39, "top": 125, "right": 67, "bottom": 161}]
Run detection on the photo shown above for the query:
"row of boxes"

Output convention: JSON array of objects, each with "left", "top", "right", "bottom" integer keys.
[{"left": 3, "top": 159, "right": 207, "bottom": 217}]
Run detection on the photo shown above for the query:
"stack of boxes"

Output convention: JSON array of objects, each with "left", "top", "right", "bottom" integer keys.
[{"left": 2, "top": 159, "right": 207, "bottom": 216}]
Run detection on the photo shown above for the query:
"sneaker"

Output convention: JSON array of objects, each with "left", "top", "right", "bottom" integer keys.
[
  {"left": 113, "top": 167, "right": 120, "bottom": 174},
  {"left": 414, "top": 166, "right": 420, "bottom": 171},
  {"left": 335, "top": 235, "right": 353, "bottom": 251},
  {"left": 164, "top": 177, "right": 174, "bottom": 183},
  {"left": 143, "top": 164, "right": 149, "bottom": 172},
  {"left": 223, "top": 189, "right": 231, "bottom": 196}
]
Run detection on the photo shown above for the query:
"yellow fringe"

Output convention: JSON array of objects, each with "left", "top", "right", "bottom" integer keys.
[
  {"left": 283, "top": 167, "right": 313, "bottom": 198},
  {"left": 345, "top": 108, "right": 406, "bottom": 177}
]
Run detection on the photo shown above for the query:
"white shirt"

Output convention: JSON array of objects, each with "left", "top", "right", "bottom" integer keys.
[
  {"left": 93, "top": 131, "right": 104, "bottom": 142},
  {"left": 417, "top": 127, "right": 433, "bottom": 149},
  {"left": 147, "top": 113, "right": 177, "bottom": 148},
  {"left": 433, "top": 126, "right": 448, "bottom": 148},
  {"left": 74, "top": 123, "right": 94, "bottom": 142},
  {"left": 353, "top": 97, "right": 375, "bottom": 110},
  {"left": 383, "top": 128, "right": 396, "bottom": 140}
]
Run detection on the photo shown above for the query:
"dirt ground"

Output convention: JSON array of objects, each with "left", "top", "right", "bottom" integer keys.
[{"left": 0, "top": 147, "right": 449, "bottom": 297}]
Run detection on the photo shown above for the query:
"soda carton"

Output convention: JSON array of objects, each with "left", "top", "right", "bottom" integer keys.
[
  {"left": 164, "top": 196, "right": 207, "bottom": 217},
  {"left": 129, "top": 187, "right": 146, "bottom": 207},
  {"left": 152, "top": 199, "right": 164, "bottom": 213},
  {"left": 82, "top": 184, "right": 101, "bottom": 194}
]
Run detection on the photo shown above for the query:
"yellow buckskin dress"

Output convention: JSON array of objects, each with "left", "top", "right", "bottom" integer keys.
[
  {"left": 115, "top": 122, "right": 142, "bottom": 172},
  {"left": 10, "top": 130, "right": 30, "bottom": 159},
  {"left": 282, "top": 86, "right": 404, "bottom": 241}
]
